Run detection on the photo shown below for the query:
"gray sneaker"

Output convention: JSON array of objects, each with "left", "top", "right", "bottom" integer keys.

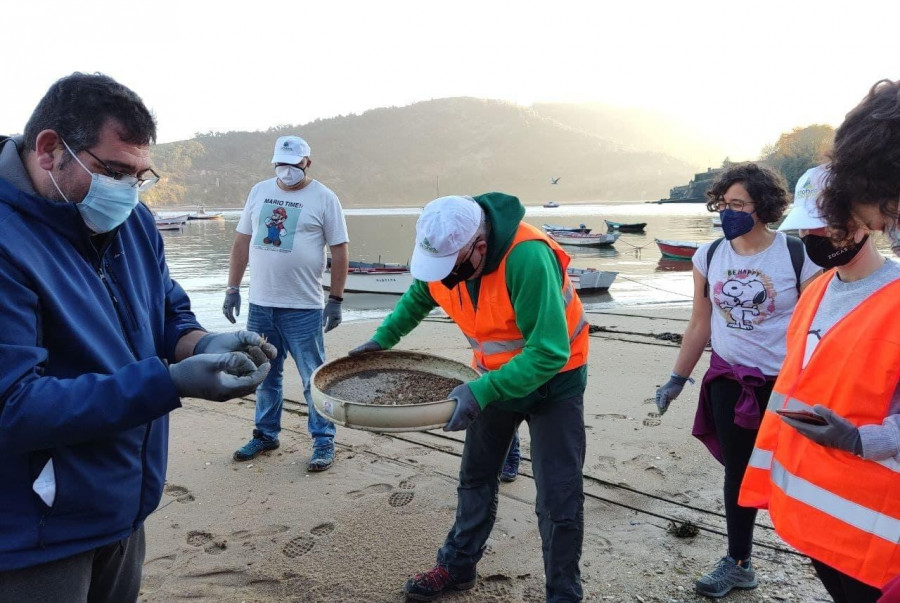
[{"left": 695, "top": 556, "right": 757, "bottom": 598}]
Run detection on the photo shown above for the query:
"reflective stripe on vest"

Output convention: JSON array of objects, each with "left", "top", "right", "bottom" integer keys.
[{"left": 771, "top": 460, "right": 900, "bottom": 544}]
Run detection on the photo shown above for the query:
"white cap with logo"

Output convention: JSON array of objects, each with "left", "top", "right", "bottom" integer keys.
[
  {"left": 411, "top": 196, "right": 483, "bottom": 282},
  {"left": 271, "top": 135, "right": 311, "bottom": 165},
  {"left": 779, "top": 164, "right": 829, "bottom": 231}
]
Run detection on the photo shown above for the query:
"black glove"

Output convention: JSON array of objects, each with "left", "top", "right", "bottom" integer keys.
[
  {"left": 168, "top": 352, "right": 270, "bottom": 402},
  {"left": 323, "top": 298, "right": 342, "bottom": 333},
  {"left": 223, "top": 289, "right": 241, "bottom": 324},
  {"left": 781, "top": 404, "right": 862, "bottom": 454},
  {"left": 654, "top": 373, "right": 690, "bottom": 416},
  {"left": 193, "top": 330, "right": 276, "bottom": 361},
  {"left": 348, "top": 339, "right": 383, "bottom": 356},
  {"left": 444, "top": 383, "right": 481, "bottom": 431}
]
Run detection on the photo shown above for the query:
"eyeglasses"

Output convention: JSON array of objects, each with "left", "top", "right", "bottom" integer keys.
[
  {"left": 82, "top": 148, "right": 161, "bottom": 192},
  {"left": 714, "top": 198, "right": 754, "bottom": 212}
]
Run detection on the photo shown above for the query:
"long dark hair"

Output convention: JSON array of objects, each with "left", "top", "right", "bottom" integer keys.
[
  {"left": 819, "top": 79, "right": 900, "bottom": 239},
  {"left": 705, "top": 162, "right": 790, "bottom": 224}
]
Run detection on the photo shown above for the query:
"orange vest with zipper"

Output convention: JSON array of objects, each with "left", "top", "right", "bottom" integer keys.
[
  {"left": 427, "top": 222, "right": 589, "bottom": 373},
  {"left": 738, "top": 271, "right": 900, "bottom": 588}
]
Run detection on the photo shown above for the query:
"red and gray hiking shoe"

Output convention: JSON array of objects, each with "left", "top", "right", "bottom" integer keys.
[{"left": 404, "top": 564, "right": 477, "bottom": 601}]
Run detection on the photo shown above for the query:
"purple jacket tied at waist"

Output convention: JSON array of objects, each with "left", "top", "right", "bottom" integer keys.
[{"left": 692, "top": 350, "right": 773, "bottom": 464}]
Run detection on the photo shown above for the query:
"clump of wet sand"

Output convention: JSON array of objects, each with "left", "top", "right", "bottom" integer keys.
[{"left": 324, "top": 369, "right": 462, "bottom": 405}]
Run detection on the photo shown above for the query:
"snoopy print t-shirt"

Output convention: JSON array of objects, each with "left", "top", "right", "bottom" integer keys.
[
  {"left": 693, "top": 231, "right": 820, "bottom": 376},
  {"left": 237, "top": 178, "right": 349, "bottom": 309}
]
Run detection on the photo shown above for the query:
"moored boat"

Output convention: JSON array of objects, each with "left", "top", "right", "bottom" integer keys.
[
  {"left": 655, "top": 238, "right": 701, "bottom": 259},
  {"left": 542, "top": 201, "right": 560, "bottom": 208},
  {"left": 542, "top": 223, "right": 591, "bottom": 234},
  {"left": 154, "top": 213, "right": 189, "bottom": 231},
  {"left": 567, "top": 267, "right": 617, "bottom": 292},
  {"left": 604, "top": 220, "right": 647, "bottom": 233},
  {"left": 188, "top": 204, "right": 223, "bottom": 220},
  {"left": 322, "top": 266, "right": 413, "bottom": 295},
  {"left": 547, "top": 231, "right": 620, "bottom": 247}
]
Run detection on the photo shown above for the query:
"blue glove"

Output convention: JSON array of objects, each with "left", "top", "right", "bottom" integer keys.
[
  {"left": 193, "top": 330, "right": 277, "bottom": 360},
  {"left": 654, "top": 373, "right": 690, "bottom": 416},
  {"left": 323, "top": 298, "right": 342, "bottom": 333},
  {"left": 348, "top": 339, "right": 383, "bottom": 356},
  {"left": 444, "top": 383, "right": 481, "bottom": 432},
  {"left": 223, "top": 289, "right": 241, "bottom": 324},
  {"left": 781, "top": 404, "right": 862, "bottom": 454},
  {"left": 169, "top": 352, "right": 270, "bottom": 402}
]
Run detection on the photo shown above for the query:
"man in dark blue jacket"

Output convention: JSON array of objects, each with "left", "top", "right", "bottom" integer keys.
[{"left": 0, "top": 73, "right": 274, "bottom": 602}]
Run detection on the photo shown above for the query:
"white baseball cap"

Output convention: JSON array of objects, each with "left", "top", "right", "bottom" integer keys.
[
  {"left": 779, "top": 164, "right": 829, "bottom": 231},
  {"left": 271, "top": 135, "right": 311, "bottom": 165},
  {"left": 411, "top": 196, "right": 483, "bottom": 282}
]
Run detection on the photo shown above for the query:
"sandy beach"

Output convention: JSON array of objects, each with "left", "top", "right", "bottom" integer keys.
[{"left": 141, "top": 307, "right": 831, "bottom": 602}]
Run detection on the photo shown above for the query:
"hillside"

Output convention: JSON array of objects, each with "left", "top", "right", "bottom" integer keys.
[{"left": 145, "top": 98, "right": 700, "bottom": 209}]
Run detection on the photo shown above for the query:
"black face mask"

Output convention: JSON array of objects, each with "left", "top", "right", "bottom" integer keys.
[
  {"left": 441, "top": 242, "right": 482, "bottom": 289},
  {"left": 802, "top": 234, "right": 868, "bottom": 269}
]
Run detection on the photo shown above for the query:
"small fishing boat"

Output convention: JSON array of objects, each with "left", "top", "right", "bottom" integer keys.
[
  {"left": 542, "top": 201, "right": 560, "bottom": 208},
  {"left": 542, "top": 223, "right": 592, "bottom": 234},
  {"left": 322, "top": 265, "right": 414, "bottom": 295},
  {"left": 188, "top": 204, "right": 223, "bottom": 220},
  {"left": 567, "top": 267, "right": 617, "bottom": 292},
  {"left": 655, "top": 238, "right": 701, "bottom": 259},
  {"left": 711, "top": 216, "right": 722, "bottom": 227},
  {"left": 604, "top": 220, "right": 647, "bottom": 233},
  {"left": 547, "top": 231, "right": 620, "bottom": 247},
  {"left": 154, "top": 213, "right": 189, "bottom": 231}
]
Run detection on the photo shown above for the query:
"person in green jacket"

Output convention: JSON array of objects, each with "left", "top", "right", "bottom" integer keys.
[{"left": 350, "top": 193, "right": 587, "bottom": 602}]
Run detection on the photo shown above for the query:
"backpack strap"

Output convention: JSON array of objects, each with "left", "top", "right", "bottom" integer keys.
[
  {"left": 703, "top": 237, "right": 724, "bottom": 298},
  {"left": 785, "top": 234, "right": 805, "bottom": 293}
]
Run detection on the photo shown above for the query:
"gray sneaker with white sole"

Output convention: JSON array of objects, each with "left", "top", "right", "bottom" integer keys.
[{"left": 695, "top": 556, "right": 757, "bottom": 598}]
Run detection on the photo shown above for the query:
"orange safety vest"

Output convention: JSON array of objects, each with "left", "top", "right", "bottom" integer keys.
[
  {"left": 738, "top": 270, "right": 900, "bottom": 588},
  {"left": 428, "top": 222, "right": 589, "bottom": 373}
]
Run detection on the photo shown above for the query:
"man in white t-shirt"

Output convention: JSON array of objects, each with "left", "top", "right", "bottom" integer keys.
[{"left": 223, "top": 135, "right": 349, "bottom": 472}]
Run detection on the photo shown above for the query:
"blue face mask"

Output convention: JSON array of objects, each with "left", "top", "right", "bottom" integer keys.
[
  {"left": 49, "top": 140, "right": 140, "bottom": 233},
  {"left": 719, "top": 208, "right": 756, "bottom": 240}
]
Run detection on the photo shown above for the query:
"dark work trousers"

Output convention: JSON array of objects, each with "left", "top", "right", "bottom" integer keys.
[
  {"left": 0, "top": 526, "right": 145, "bottom": 603},
  {"left": 437, "top": 393, "right": 586, "bottom": 603},
  {"left": 708, "top": 377, "right": 774, "bottom": 562},
  {"left": 810, "top": 559, "right": 882, "bottom": 603}
]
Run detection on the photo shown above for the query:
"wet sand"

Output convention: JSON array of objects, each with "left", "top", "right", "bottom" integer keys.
[{"left": 141, "top": 308, "right": 830, "bottom": 602}]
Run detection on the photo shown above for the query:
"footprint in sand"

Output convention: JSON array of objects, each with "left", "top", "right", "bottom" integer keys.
[
  {"left": 186, "top": 530, "right": 214, "bottom": 546},
  {"left": 346, "top": 483, "right": 392, "bottom": 499},
  {"left": 642, "top": 416, "right": 661, "bottom": 427},
  {"left": 398, "top": 478, "right": 416, "bottom": 490},
  {"left": 643, "top": 397, "right": 657, "bottom": 405},
  {"left": 310, "top": 522, "right": 335, "bottom": 537},
  {"left": 388, "top": 491, "right": 414, "bottom": 507},
  {"left": 282, "top": 535, "right": 316, "bottom": 558},
  {"left": 477, "top": 575, "right": 515, "bottom": 599},
  {"left": 164, "top": 483, "right": 195, "bottom": 503},
  {"left": 231, "top": 525, "right": 290, "bottom": 540},
  {"left": 591, "top": 455, "right": 617, "bottom": 472},
  {"left": 594, "top": 413, "right": 627, "bottom": 420}
]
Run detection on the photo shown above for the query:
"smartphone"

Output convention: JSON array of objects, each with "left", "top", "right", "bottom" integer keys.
[{"left": 775, "top": 409, "right": 827, "bottom": 425}]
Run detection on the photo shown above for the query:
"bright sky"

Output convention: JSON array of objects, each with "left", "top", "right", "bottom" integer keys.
[{"left": 4, "top": 0, "right": 897, "bottom": 164}]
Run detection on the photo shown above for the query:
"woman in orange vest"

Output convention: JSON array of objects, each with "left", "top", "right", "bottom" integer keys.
[
  {"left": 654, "top": 163, "right": 821, "bottom": 598},
  {"left": 739, "top": 80, "right": 900, "bottom": 603}
]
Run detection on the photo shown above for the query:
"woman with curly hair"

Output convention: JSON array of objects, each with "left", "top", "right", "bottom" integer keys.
[
  {"left": 740, "top": 80, "right": 900, "bottom": 603},
  {"left": 654, "top": 162, "right": 821, "bottom": 598}
]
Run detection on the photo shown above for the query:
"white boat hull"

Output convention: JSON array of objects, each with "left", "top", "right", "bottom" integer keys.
[
  {"left": 567, "top": 268, "right": 617, "bottom": 292},
  {"left": 323, "top": 270, "right": 413, "bottom": 295},
  {"left": 549, "top": 232, "right": 620, "bottom": 247}
]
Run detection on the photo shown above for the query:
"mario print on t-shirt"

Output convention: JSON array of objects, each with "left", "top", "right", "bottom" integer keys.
[
  {"left": 254, "top": 200, "right": 301, "bottom": 252},
  {"left": 713, "top": 269, "right": 776, "bottom": 331}
]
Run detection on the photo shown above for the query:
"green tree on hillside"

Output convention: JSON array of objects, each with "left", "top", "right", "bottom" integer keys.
[{"left": 760, "top": 124, "right": 834, "bottom": 192}]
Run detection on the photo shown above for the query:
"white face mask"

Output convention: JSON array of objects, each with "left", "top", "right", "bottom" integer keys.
[{"left": 275, "top": 165, "right": 305, "bottom": 186}]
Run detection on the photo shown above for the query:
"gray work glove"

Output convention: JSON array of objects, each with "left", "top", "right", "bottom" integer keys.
[
  {"left": 348, "top": 339, "right": 383, "bottom": 356},
  {"left": 781, "top": 404, "right": 862, "bottom": 455},
  {"left": 323, "top": 298, "right": 342, "bottom": 333},
  {"left": 223, "top": 289, "right": 241, "bottom": 324},
  {"left": 168, "top": 352, "right": 270, "bottom": 402},
  {"left": 193, "top": 330, "right": 277, "bottom": 361},
  {"left": 655, "top": 373, "right": 690, "bottom": 416},
  {"left": 444, "top": 383, "right": 481, "bottom": 432}
]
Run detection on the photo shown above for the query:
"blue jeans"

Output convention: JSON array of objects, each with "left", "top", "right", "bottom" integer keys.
[
  {"left": 247, "top": 304, "right": 335, "bottom": 448},
  {"left": 506, "top": 431, "right": 521, "bottom": 465},
  {"left": 437, "top": 393, "right": 586, "bottom": 602}
]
